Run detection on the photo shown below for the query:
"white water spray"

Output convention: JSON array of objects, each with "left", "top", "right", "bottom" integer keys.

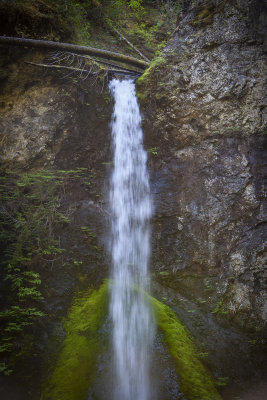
[{"left": 109, "top": 79, "right": 154, "bottom": 400}]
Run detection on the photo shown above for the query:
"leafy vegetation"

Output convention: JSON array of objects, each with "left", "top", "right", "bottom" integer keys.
[
  {"left": 0, "top": 168, "right": 89, "bottom": 375},
  {"left": 0, "top": 0, "right": 180, "bottom": 61},
  {"left": 147, "top": 146, "right": 159, "bottom": 155},
  {"left": 137, "top": 55, "right": 167, "bottom": 99}
]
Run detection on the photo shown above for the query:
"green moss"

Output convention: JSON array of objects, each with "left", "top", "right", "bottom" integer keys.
[
  {"left": 136, "top": 55, "right": 166, "bottom": 100},
  {"left": 150, "top": 297, "right": 222, "bottom": 400},
  {"left": 137, "top": 55, "right": 166, "bottom": 85},
  {"left": 42, "top": 281, "right": 220, "bottom": 400},
  {"left": 42, "top": 281, "right": 109, "bottom": 400}
]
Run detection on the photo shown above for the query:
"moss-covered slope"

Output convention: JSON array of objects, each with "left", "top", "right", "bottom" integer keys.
[
  {"left": 42, "top": 281, "right": 221, "bottom": 400},
  {"left": 152, "top": 296, "right": 221, "bottom": 400},
  {"left": 42, "top": 281, "right": 109, "bottom": 400}
]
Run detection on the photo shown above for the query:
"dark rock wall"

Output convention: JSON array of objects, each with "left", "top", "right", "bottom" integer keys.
[{"left": 139, "top": 0, "right": 267, "bottom": 334}]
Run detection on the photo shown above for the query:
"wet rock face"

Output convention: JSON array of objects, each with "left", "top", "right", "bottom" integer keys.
[
  {"left": 149, "top": 135, "right": 266, "bottom": 329},
  {"left": 0, "top": 48, "right": 112, "bottom": 171},
  {"left": 142, "top": 0, "right": 267, "bottom": 331}
]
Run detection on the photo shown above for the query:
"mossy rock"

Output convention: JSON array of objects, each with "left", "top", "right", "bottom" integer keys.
[
  {"left": 42, "top": 280, "right": 221, "bottom": 400},
  {"left": 41, "top": 281, "right": 109, "bottom": 400},
  {"left": 136, "top": 55, "right": 167, "bottom": 100},
  {"left": 150, "top": 296, "right": 222, "bottom": 400}
]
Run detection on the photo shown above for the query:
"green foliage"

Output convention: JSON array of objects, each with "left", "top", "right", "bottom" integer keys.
[
  {"left": 215, "top": 376, "right": 229, "bottom": 387},
  {"left": 159, "top": 270, "right": 169, "bottom": 276},
  {"left": 112, "top": 0, "right": 143, "bottom": 12},
  {"left": 56, "top": 213, "right": 70, "bottom": 224},
  {"left": 0, "top": 361, "right": 12, "bottom": 376},
  {"left": 147, "top": 146, "right": 158, "bottom": 155},
  {"left": 46, "top": 0, "right": 95, "bottom": 43},
  {"left": 73, "top": 259, "right": 83, "bottom": 266},
  {"left": 122, "top": 0, "right": 180, "bottom": 51},
  {"left": 0, "top": 168, "right": 89, "bottom": 374},
  {"left": 42, "top": 245, "right": 64, "bottom": 256},
  {"left": 42, "top": 281, "right": 109, "bottom": 400},
  {"left": 102, "top": 0, "right": 180, "bottom": 60},
  {"left": 81, "top": 226, "right": 97, "bottom": 238},
  {"left": 197, "top": 352, "right": 209, "bottom": 359},
  {"left": 197, "top": 298, "right": 207, "bottom": 305},
  {"left": 0, "top": 171, "right": 59, "bottom": 373}
]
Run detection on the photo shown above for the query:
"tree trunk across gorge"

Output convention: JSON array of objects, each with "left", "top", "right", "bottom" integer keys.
[{"left": 0, "top": 36, "right": 149, "bottom": 70}]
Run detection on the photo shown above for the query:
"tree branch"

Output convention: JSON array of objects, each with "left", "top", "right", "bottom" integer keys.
[
  {"left": 107, "top": 23, "right": 151, "bottom": 63},
  {"left": 24, "top": 61, "right": 97, "bottom": 75},
  {"left": 0, "top": 36, "right": 149, "bottom": 70},
  {"left": 24, "top": 61, "right": 141, "bottom": 77}
]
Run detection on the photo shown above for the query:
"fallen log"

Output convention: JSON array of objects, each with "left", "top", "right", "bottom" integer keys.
[
  {"left": 71, "top": 54, "right": 144, "bottom": 74},
  {"left": 0, "top": 36, "right": 149, "bottom": 70}
]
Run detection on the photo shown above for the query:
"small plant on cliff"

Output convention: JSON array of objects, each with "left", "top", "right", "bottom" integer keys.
[
  {"left": 0, "top": 172, "right": 61, "bottom": 374},
  {"left": 147, "top": 147, "right": 159, "bottom": 155},
  {"left": 211, "top": 299, "right": 228, "bottom": 315}
]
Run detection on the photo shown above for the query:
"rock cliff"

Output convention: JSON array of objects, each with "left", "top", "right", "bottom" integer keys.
[{"left": 139, "top": 0, "right": 266, "bottom": 332}]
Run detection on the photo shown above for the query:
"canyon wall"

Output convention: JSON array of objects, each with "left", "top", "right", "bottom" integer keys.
[{"left": 139, "top": 0, "right": 266, "bottom": 332}]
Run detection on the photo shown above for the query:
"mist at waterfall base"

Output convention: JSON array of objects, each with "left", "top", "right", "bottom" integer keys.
[{"left": 88, "top": 79, "right": 183, "bottom": 400}]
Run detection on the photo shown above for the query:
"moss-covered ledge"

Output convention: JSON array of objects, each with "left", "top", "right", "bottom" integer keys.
[
  {"left": 41, "top": 280, "right": 221, "bottom": 400},
  {"left": 41, "top": 281, "right": 109, "bottom": 400},
  {"left": 136, "top": 55, "right": 167, "bottom": 101}
]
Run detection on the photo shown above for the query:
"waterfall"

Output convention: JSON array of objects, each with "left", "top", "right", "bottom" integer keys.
[{"left": 109, "top": 79, "right": 154, "bottom": 400}]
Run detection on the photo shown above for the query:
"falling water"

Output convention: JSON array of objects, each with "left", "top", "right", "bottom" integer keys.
[{"left": 109, "top": 78, "right": 154, "bottom": 400}]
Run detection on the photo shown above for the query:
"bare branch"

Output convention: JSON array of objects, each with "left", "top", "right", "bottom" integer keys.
[
  {"left": 24, "top": 61, "right": 141, "bottom": 78},
  {"left": 24, "top": 61, "right": 98, "bottom": 75},
  {"left": 108, "top": 23, "right": 151, "bottom": 63}
]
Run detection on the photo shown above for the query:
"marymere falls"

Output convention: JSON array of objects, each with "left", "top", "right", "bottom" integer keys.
[{"left": 0, "top": 1, "right": 266, "bottom": 400}]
